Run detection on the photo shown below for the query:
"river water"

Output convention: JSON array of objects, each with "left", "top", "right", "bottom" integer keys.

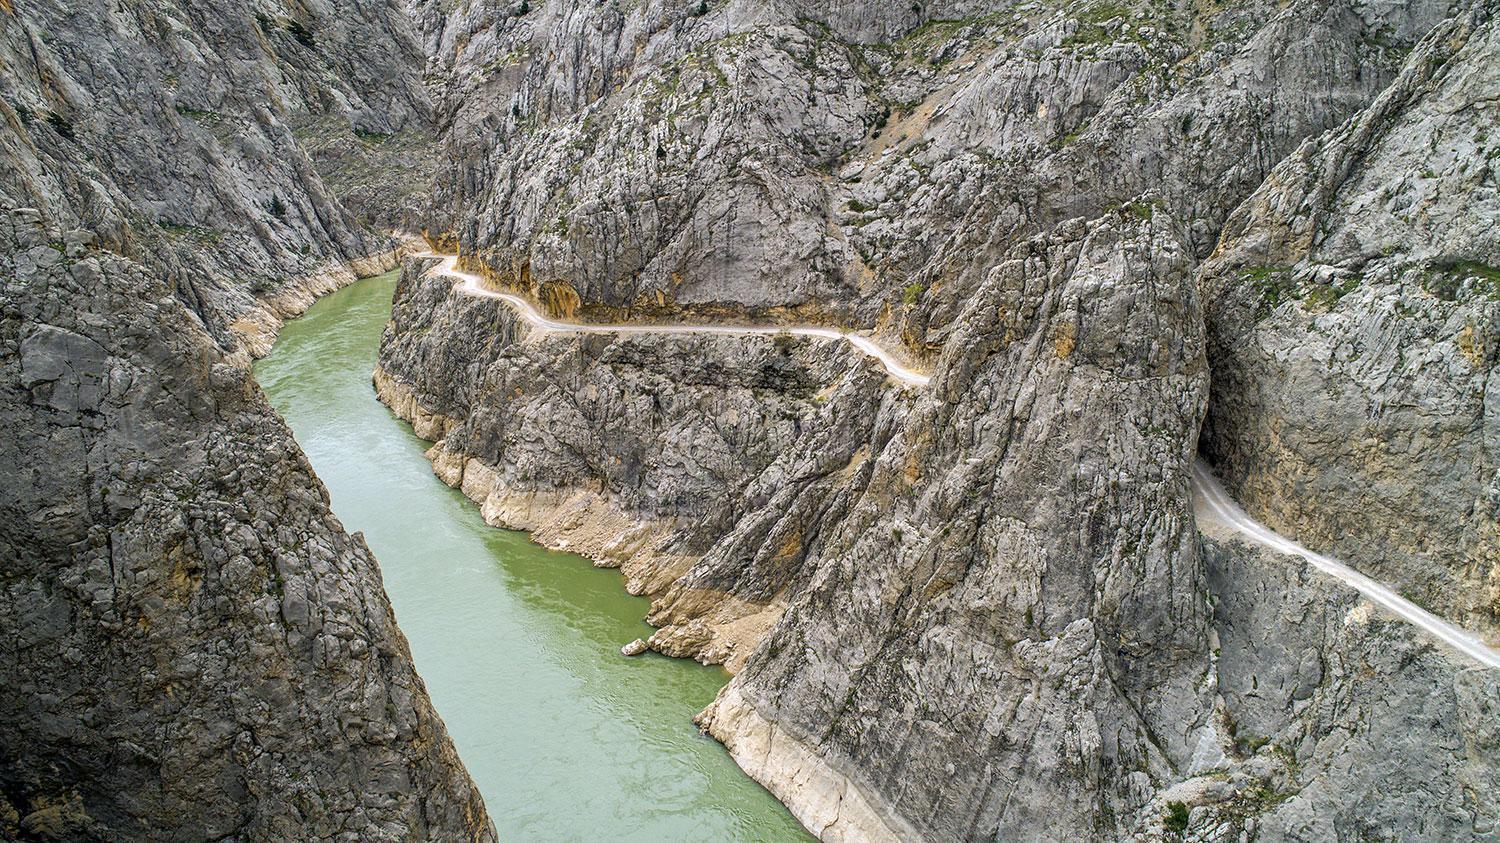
[{"left": 255, "top": 269, "right": 808, "bottom": 841}]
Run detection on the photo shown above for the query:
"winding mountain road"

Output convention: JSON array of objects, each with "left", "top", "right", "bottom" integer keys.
[
  {"left": 418, "top": 253, "right": 930, "bottom": 387},
  {"left": 418, "top": 252, "right": 1500, "bottom": 670},
  {"left": 1193, "top": 461, "right": 1500, "bottom": 669}
]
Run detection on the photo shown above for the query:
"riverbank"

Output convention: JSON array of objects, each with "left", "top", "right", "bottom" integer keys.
[{"left": 256, "top": 269, "right": 811, "bottom": 840}]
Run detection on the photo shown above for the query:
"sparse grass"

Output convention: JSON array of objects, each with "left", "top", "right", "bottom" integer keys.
[
  {"left": 1053, "top": 121, "right": 1090, "bottom": 148},
  {"left": 174, "top": 105, "right": 223, "bottom": 125},
  {"left": 1302, "top": 281, "right": 1355, "bottom": 311},
  {"left": 1062, "top": 2, "right": 1131, "bottom": 48},
  {"left": 1120, "top": 198, "right": 1158, "bottom": 221},
  {"left": 1426, "top": 259, "right": 1500, "bottom": 301},
  {"left": 1241, "top": 266, "right": 1294, "bottom": 315},
  {"left": 158, "top": 220, "right": 224, "bottom": 243}
]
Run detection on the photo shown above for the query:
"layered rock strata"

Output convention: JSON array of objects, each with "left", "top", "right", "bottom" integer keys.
[
  {"left": 382, "top": 0, "right": 1500, "bottom": 839},
  {"left": 1199, "top": 8, "right": 1500, "bottom": 637},
  {"left": 0, "top": 0, "right": 495, "bottom": 839},
  {"left": 0, "top": 210, "right": 494, "bottom": 840}
]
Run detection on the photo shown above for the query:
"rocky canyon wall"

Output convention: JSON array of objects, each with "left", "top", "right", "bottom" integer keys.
[
  {"left": 0, "top": 0, "right": 493, "bottom": 839},
  {"left": 382, "top": 0, "right": 1499, "bottom": 839}
]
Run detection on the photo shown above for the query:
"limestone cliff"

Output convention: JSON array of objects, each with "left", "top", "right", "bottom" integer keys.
[
  {"left": 0, "top": 209, "right": 493, "bottom": 840},
  {"left": 0, "top": 0, "right": 436, "bottom": 354},
  {"left": 1199, "top": 7, "right": 1500, "bottom": 637},
  {"left": 380, "top": 0, "right": 1499, "bottom": 839},
  {"left": 0, "top": 0, "right": 492, "bottom": 839}
]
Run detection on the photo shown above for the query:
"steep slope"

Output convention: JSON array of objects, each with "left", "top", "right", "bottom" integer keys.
[
  {"left": 0, "top": 0, "right": 436, "bottom": 354},
  {"left": 0, "top": 210, "right": 493, "bottom": 841},
  {"left": 1199, "top": 7, "right": 1499, "bottom": 636},
  {"left": 0, "top": 0, "right": 493, "bottom": 839},
  {"left": 379, "top": 0, "right": 1499, "bottom": 839},
  {"left": 413, "top": 0, "right": 1446, "bottom": 340}
]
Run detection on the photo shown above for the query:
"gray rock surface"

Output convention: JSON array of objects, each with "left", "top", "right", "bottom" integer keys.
[
  {"left": 1199, "top": 8, "right": 1500, "bottom": 635},
  {"left": 415, "top": 0, "right": 1449, "bottom": 345},
  {"left": 0, "top": 0, "right": 435, "bottom": 352},
  {"left": 7, "top": 0, "right": 1498, "bottom": 838},
  {"left": 0, "top": 0, "right": 493, "bottom": 840},
  {"left": 1187, "top": 533, "right": 1498, "bottom": 841},
  {"left": 381, "top": 0, "right": 1500, "bottom": 839},
  {"left": 0, "top": 209, "right": 493, "bottom": 841}
]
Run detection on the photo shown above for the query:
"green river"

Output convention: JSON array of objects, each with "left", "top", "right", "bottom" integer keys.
[{"left": 255, "top": 269, "right": 809, "bottom": 842}]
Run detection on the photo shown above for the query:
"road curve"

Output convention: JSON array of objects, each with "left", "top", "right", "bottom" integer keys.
[
  {"left": 417, "top": 253, "right": 931, "bottom": 387},
  {"left": 1193, "top": 460, "right": 1500, "bottom": 669},
  {"left": 415, "top": 251, "right": 1499, "bottom": 669}
]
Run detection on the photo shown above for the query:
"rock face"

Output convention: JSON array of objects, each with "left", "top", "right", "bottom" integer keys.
[
  {"left": 0, "top": 0, "right": 436, "bottom": 354},
  {"left": 0, "top": 210, "right": 492, "bottom": 840},
  {"left": 1191, "top": 532, "right": 1498, "bottom": 842},
  {"left": 415, "top": 0, "right": 1446, "bottom": 337},
  {"left": 7, "top": 0, "right": 1497, "bottom": 837},
  {"left": 380, "top": 0, "right": 1500, "bottom": 840},
  {"left": 0, "top": 0, "right": 494, "bottom": 840},
  {"left": 1199, "top": 8, "right": 1500, "bottom": 637}
]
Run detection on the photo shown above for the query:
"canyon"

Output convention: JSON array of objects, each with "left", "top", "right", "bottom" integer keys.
[{"left": 2, "top": 0, "right": 1498, "bottom": 841}]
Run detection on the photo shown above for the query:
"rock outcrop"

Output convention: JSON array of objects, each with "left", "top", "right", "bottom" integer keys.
[
  {"left": 1199, "top": 7, "right": 1500, "bottom": 637},
  {"left": 0, "top": 0, "right": 436, "bottom": 354},
  {"left": 0, "top": 209, "right": 493, "bottom": 840},
  {"left": 381, "top": 0, "right": 1500, "bottom": 839},
  {"left": 0, "top": 0, "right": 493, "bottom": 840},
  {"left": 1186, "top": 531, "right": 1498, "bottom": 841}
]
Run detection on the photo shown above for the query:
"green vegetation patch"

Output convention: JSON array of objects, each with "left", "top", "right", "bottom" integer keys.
[
  {"left": 1424, "top": 259, "right": 1500, "bottom": 301},
  {"left": 1242, "top": 266, "right": 1294, "bottom": 315},
  {"left": 1119, "top": 197, "right": 1160, "bottom": 221},
  {"left": 1164, "top": 801, "right": 1189, "bottom": 833},
  {"left": 174, "top": 104, "right": 224, "bottom": 126},
  {"left": 902, "top": 282, "right": 926, "bottom": 305},
  {"left": 1241, "top": 264, "right": 1363, "bottom": 317},
  {"left": 1062, "top": 1, "right": 1131, "bottom": 48},
  {"left": 158, "top": 220, "right": 225, "bottom": 243},
  {"left": 353, "top": 127, "right": 392, "bottom": 144}
]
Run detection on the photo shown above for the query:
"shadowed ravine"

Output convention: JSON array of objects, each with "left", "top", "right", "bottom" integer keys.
[{"left": 254, "top": 269, "right": 810, "bottom": 841}]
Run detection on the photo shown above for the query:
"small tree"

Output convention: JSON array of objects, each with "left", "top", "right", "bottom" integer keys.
[
  {"left": 268, "top": 194, "right": 287, "bottom": 219},
  {"left": 693, "top": 0, "right": 708, "bottom": 15},
  {"left": 46, "top": 113, "right": 76, "bottom": 140},
  {"left": 1164, "top": 801, "right": 1189, "bottom": 833}
]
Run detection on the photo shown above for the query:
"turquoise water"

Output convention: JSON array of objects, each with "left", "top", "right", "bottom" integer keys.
[{"left": 255, "top": 269, "right": 808, "bottom": 842}]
